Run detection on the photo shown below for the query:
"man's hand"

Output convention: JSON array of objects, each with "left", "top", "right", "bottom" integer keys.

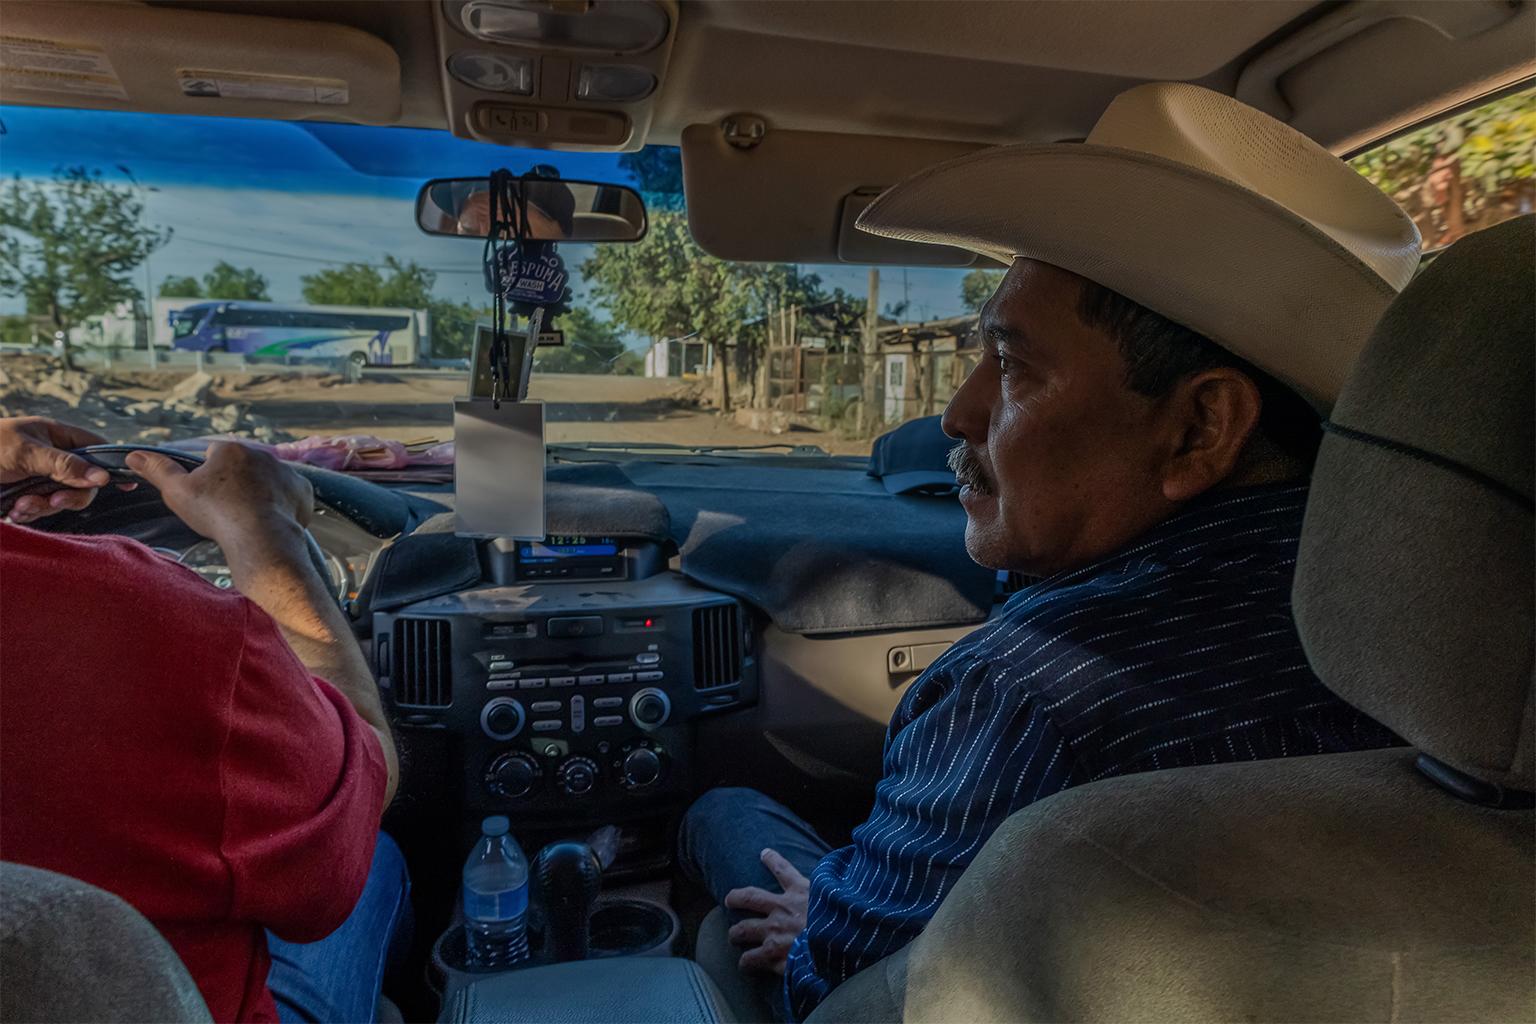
[
  {"left": 125, "top": 441, "right": 312, "bottom": 552},
  {"left": 724, "top": 848, "right": 810, "bottom": 976},
  {"left": 0, "top": 417, "right": 111, "bottom": 523}
]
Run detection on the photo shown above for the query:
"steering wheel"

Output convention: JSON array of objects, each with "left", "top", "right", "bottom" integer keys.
[{"left": 0, "top": 444, "right": 335, "bottom": 593}]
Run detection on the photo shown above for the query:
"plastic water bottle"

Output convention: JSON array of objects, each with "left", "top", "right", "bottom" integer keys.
[{"left": 462, "top": 816, "right": 531, "bottom": 969}]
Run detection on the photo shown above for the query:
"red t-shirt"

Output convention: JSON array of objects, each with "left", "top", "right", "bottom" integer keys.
[{"left": 0, "top": 524, "right": 387, "bottom": 1023}]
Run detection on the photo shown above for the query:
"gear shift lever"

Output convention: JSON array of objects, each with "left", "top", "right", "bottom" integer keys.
[{"left": 532, "top": 826, "right": 620, "bottom": 962}]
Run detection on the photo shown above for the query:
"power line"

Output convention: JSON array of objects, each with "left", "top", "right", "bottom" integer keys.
[{"left": 171, "top": 232, "right": 486, "bottom": 274}]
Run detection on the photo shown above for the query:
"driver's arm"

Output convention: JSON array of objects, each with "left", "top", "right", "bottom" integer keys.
[{"left": 126, "top": 443, "right": 400, "bottom": 807}]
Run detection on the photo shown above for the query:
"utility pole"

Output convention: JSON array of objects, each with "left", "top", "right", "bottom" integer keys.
[{"left": 860, "top": 268, "right": 880, "bottom": 435}]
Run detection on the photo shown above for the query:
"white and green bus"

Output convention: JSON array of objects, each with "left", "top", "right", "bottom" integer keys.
[{"left": 167, "top": 301, "right": 424, "bottom": 367}]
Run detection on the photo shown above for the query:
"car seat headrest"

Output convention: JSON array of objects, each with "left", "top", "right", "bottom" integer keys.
[{"left": 1295, "top": 215, "right": 1535, "bottom": 792}]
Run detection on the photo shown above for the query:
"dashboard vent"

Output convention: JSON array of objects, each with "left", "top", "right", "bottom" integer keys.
[
  {"left": 692, "top": 604, "right": 742, "bottom": 690},
  {"left": 999, "top": 570, "right": 1031, "bottom": 597},
  {"left": 393, "top": 617, "right": 452, "bottom": 708}
]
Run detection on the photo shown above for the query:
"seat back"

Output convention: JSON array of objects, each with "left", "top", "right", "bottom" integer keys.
[
  {"left": 0, "top": 862, "right": 211, "bottom": 1023},
  {"left": 809, "top": 219, "right": 1535, "bottom": 1023}
]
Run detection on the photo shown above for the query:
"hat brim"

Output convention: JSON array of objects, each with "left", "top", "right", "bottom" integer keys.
[
  {"left": 879, "top": 470, "right": 959, "bottom": 497},
  {"left": 857, "top": 144, "right": 1405, "bottom": 411}
]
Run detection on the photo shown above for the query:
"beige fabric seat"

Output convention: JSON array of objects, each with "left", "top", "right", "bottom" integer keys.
[{"left": 810, "top": 217, "right": 1535, "bottom": 1023}]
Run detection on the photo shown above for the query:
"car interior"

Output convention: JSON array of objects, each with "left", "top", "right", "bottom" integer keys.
[{"left": 0, "top": 2, "right": 1532, "bottom": 1022}]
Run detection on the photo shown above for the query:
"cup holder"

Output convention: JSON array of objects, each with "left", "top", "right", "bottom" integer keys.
[
  {"left": 589, "top": 898, "right": 676, "bottom": 958},
  {"left": 430, "top": 897, "right": 680, "bottom": 996}
]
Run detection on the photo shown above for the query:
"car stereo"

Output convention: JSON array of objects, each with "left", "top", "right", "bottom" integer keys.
[{"left": 514, "top": 534, "right": 626, "bottom": 581}]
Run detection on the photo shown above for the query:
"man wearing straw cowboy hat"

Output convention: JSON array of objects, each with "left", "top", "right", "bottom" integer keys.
[{"left": 679, "top": 82, "right": 1421, "bottom": 1021}]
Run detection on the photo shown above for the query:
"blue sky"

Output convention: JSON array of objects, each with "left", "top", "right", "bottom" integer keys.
[{"left": 0, "top": 105, "right": 972, "bottom": 328}]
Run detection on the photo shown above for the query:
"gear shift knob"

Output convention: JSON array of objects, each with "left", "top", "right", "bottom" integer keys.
[{"left": 532, "top": 841, "right": 601, "bottom": 962}]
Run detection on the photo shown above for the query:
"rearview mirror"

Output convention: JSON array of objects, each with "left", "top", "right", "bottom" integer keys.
[{"left": 417, "top": 176, "right": 647, "bottom": 242}]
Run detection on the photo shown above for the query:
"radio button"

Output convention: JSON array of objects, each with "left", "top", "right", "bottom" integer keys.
[
  {"left": 487, "top": 678, "right": 519, "bottom": 691},
  {"left": 630, "top": 688, "right": 671, "bottom": 730},
  {"left": 594, "top": 715, "right": 624, "bottom": 728},
  {"left": 532, "top": 719, "right": 562, "bottom": 733},
  {"left": 593, "top": 697, "right": 624, "bottom": 709},
  {"left": 530, "top": 700, "right": 562, "bottom": 713},
  {"left": 480, "top": 698, "right": 526, "bottom": 740},
  {"left": 550, "top": 676, "right": 577, "bottom": 688},
  {"left": 517, "top": 677, "right": 547, "bottom": 689},
  {"left": 606, "top": 672, "right": 635, "bottom": 685},
  {"left": 578, "top": 674, "right": 605, "bottom": 686},
  {"left": 636, "top": 671, "right": 664, "bottom": 683},
  {"left": 635, "top": 653, "right": 661, "bottom": 665},
  {"left": 570, "top": 695, "right": 586, "bottom": 733}
]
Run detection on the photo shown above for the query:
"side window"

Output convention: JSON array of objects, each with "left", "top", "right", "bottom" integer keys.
[{"left": 1350, "top": 87, "right": 1535, "bottom": 252}]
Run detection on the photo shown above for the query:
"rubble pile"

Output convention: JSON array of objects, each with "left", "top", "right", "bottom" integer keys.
[{"left": 0, "top": 356, "right": 295, "bottom": 444}]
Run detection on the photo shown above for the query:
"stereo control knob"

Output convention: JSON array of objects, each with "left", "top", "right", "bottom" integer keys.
[
  {"left": 557, "top": 756, "right": 599, "bottom": 796},
  {"left": 485, "top": 752, "right": 540, "bottom": 799},
  {"left": 629, "top": 688, "right": 671, "bottom": 731},
  {"left": 480, "top": 697, "right": 526, "bottom": 740},
  {"left": 622, "top": 747, "right": 663, "bottom": 789}
]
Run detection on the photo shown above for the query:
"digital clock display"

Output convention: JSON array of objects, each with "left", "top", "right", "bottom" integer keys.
[{"left": 518, "top": 536, "right": 620, "bottom": 564}]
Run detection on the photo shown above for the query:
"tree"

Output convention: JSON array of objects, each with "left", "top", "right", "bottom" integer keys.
[
  {"left": 618, "top": 148, "right": 684, "bottom": 208},
  {"left": 0, "top": 166, "right": 170, "bottom": 366},
  {"left": 1351, "top": 90, "right": 1536, "bottom": 249},
  {"left": 535, "top": 307, "right": 629, "bottom": 373},
  {"left": 201, "top": 261, "right": 270, "bottom": 301},
  {"left": 159, "top": 274, "right": 202, "bottom": 298},
  {"left": 582, "top": 210, "right": 759, "bottom": 408},
  {"left": 300, "top": 255, "right": 435, "bottom": 308},
  {"left": 960, "top": 268, "right": 1005, "bottom": 312}
]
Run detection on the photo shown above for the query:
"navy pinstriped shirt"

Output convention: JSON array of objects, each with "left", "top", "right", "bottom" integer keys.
[{"left": 784, "top": 484, "right": 1400, "bottom": 1019}]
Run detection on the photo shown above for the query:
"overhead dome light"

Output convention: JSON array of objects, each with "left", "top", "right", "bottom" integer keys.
[
  {"left": 576, "top": 64, "right": 655, "bottom": 103},
  {"left": 448, "top": 0, "right": 669, "bottom": 55},
  {"left": 447, "top": 52, "right": 535, "bottom": 94}
]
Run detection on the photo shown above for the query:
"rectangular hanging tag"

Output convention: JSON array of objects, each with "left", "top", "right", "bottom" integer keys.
[
  {"left": 453, "top": 398, "right": 544, "bottom": 539},
  {"left": 468, "top": 323, "right": 536, "bottom": 400}
]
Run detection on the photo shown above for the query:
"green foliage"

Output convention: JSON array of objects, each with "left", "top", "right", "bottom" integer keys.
[
  {"left": 960, "top": 268, "right": 1005, "bottom": 312},
  {"left": 426, "top": 298, "right": 489, "bottom": 361},
  {"left": 298, "top": 255, "right": 486, "bottom": 360},
  {"left": 159, "top": 261, "right": 271, "bottom": 300},
  {"left": 618, "top": 148, "right": 683, "bottom": 209},
  {"left": 159, "top": 274, "right": 202, "bottom": 298},
  {"left": 0, "top": 315, "right": 37, "bottom": 346},
  {"left": 201, "top": 261, "right": 270, "bottom": 301},
  {"left": 1351, "top": 89, "right": 1536, "bottom": 248},
  {"left": 535, "top": 307, "right": 630, "bottom": 373},
  {"left": 0, "top": 167, "right": 170, "bottom": 337},
  {"left": 300, "top": 254, "right": 435, "bottom": 307}
]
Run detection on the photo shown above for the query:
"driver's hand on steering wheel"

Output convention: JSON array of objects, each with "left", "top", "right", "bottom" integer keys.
[
  {"left": 125, "top": 442, "right": 313, "bottom": 552},
  {"left": 0, "top": 417, "right": 115, "bottom": 524}
]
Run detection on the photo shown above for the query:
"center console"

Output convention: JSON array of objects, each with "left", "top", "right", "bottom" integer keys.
[{"left": 372, "top": 536, "right": 757, "bottom": 850}]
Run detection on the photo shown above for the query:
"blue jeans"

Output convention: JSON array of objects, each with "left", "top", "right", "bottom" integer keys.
[
  {"left": 266, "top": 833, "right": 412, "bottom": 1024},
  {"left": 678, "top": 788, "right": 831, "bottom": 1023}
]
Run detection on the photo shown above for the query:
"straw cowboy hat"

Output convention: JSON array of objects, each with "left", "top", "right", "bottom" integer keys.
[{"left": 856, "top": 82, "right": 1422, "bottom": 411}]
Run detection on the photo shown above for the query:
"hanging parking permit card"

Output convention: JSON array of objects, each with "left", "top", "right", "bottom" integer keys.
[{"left": 454, "top": 398, "right": 545, "bottom": 539}]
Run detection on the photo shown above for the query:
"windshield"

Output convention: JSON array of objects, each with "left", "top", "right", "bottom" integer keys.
[{"left": 0, "top": 105, "right": 982, "bottom": 461}]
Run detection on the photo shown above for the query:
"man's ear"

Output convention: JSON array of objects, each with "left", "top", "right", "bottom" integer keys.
[{"left": 1158, "top": 368, "right": 1262, "bottom": 502}]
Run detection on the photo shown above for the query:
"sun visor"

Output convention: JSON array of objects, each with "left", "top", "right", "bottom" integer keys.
[
  {"left": 0, "top": 1, "right": 401, "bottom": 125},
  {"left": 681, "top": 124, "right": 994, "bottom": 266}
]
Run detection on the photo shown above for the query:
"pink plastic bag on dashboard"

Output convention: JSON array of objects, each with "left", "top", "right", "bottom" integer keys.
[{"left": 271, "top": 435, "right": 411, "bottom": 471}]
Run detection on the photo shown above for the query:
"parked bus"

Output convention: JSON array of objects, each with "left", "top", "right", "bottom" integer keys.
[{"left": 167, "top": 301, "right": 422, "bottom": 367}]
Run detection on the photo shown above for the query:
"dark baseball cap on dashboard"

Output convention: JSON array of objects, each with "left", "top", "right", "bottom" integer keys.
[{"left": 867, "top": 415, "right": 958, "bottom": 496}]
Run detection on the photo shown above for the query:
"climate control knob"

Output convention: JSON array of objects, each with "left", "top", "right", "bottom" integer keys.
[
  {"left": 485, "top": 752, "right": 540, "bottom": 799},
  {"left": 557, "top": 756, "right": 599, "bottom": 796},
  {"left": 621, "top": 747, "right": 663, "bottom": 789},
  {"left": 629, "top": 688, "right": 671, "bottom": 731},
  {"left": 480, "top": 697, "right": 526, "bottom": 740}
]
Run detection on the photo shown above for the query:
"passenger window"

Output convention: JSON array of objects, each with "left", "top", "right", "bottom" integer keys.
[{"left": 1351, "top": 87, "right": 1535, "bottom": 252}]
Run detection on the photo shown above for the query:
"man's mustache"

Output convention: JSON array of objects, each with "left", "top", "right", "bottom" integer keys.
[{"left": 947, "top": 443, "right": 994, "bottom": 495}]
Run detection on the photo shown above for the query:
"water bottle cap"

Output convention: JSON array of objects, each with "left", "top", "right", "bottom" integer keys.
[{"left": 481, "top": 815, "right": 510, "bottom": 837}]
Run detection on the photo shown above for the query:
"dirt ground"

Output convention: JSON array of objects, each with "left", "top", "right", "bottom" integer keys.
[{"left": 0, "top": 355, "right": 872, "bottom": 456}]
